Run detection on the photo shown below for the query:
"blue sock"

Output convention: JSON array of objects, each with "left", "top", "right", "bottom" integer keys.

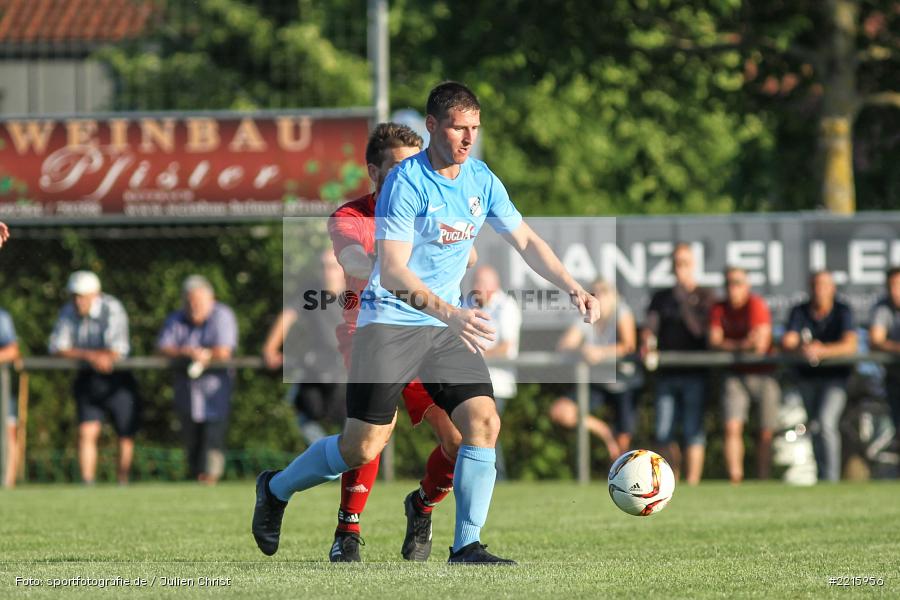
[
  {"left": 268, "top": 435, "right": 349, "bottom": 502},
  {"left": 452, "top": 445, "right": 497, "bottom": 553}
]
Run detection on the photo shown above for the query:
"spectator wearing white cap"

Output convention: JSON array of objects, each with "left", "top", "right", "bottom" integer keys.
[
  {"left": 157, "top": 275, "right": 238, "bottom": 485},
  {"left": 48, "top": 270, "right": 139, "bottom": 485}
]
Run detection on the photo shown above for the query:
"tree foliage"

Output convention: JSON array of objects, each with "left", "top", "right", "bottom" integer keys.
[
  {"left": 97, "top": 0, "right": 370, "bottom": 110},
  {"left": 389, "top": 0, "right": 775, "bottom": 214},
  {"left": 738, "top": 0, "right": 900, "bottom": 211},
  {"left": 95, "top": 0, "right": 900, "bottom": 213}
]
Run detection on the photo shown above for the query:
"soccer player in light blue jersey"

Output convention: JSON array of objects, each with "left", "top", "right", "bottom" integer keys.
[{"left": 253, "top": 81, "right": 600, "bottom": 564}]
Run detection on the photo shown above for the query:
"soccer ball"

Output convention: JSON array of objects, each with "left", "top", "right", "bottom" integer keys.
[{"left": 607, "top": 449, "right": 676, "bottom": 516}]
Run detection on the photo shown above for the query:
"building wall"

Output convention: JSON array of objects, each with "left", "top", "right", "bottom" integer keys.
[{"left": 0, "top": 59, "right": 113, "bottom": 115}]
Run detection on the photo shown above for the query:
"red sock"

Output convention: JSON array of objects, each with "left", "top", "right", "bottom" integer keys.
[
  {"left": 336, "top": 455, "right": 380, "bottom": 535},
  {"left": 415, "top": 445, "right": 455, "bottom": 514}
]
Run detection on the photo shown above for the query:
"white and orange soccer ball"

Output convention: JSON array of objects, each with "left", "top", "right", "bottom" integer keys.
[{"left": 607, "top": 449, "right": 676, "bottom": 516}]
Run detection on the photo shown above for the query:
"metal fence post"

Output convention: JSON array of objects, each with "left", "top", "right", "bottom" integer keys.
[
  {"left": 575, "top": 360, "right": 590, "bottom": 485},
  {"left": 1, "top": 364, "right": 10, "bottom": 487}
]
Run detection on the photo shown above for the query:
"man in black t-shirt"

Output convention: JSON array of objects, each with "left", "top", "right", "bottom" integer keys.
[
  {"left": 782, "top": 271, "right": 857, "bottom": 482},
  {"left": 641, "top": 243, "right": 715, "bottom": 485}
]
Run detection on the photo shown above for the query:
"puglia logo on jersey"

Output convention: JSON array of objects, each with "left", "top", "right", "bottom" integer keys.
[{"left": 438, "top": 221, "right": 475, "bottom": 244}]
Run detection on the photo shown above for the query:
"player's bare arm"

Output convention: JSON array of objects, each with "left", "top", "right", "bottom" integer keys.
[
  {"left": 378, "top": 238, "right": 495, "bottom": 353},
  {"left": 339, "top": 243, "right": 477, "bottom": 280},
  {"left": 500, "top": 221, "right": 599, "bottom": 323},
  {"left": 0, "top": 221, "right": 8, "bottom": 247}
]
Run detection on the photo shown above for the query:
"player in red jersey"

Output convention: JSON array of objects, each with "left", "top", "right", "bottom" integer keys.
[{"left": 325, "top": 123, "right": 475, "bottom": 562}]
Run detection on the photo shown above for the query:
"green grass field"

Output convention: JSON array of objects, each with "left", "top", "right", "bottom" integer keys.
[{"left": 1, "top": 480, "right": 897, "bottom": 598}]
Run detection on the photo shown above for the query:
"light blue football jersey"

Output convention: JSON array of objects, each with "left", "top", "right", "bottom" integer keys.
[{"left": 357, "top": 151, "right": 522, "bottom": 328}]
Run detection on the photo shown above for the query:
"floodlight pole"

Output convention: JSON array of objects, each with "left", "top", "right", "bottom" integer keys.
[{"left": 369, "top": 0, "right": 395, "bottom": 481}]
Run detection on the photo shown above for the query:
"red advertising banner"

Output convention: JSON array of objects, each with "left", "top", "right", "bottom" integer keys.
[{"left": 0, "top": 110, "right": 373, "bottom": 219}]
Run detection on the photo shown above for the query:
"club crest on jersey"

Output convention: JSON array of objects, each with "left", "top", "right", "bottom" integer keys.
[
  {"left": 468, "top": 196, "right": 482, "bottom": 217},
  {"left": 438, "top": 221, "right": 475, "bottom": 244}
]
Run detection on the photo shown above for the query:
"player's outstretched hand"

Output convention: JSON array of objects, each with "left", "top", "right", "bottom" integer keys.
[
  {"left": 0, "top": 222, "right": 8, "bottom": 248},
  {"left": 570, "top": 288, "right": 601, "bottom": 324},
  {"left": 448, "top": 307, "right": 496, "bottom": 354}
]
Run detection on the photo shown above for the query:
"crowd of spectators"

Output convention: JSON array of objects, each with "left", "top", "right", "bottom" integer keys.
[
  {"left": 546, "top": 246, "right": 900, "bottom": 485},
  {"left": 0, "top": 227, "right": 239, "bottom": 486},
  {"left": 1, "top": 219, "right": 899, "bottom": 486}
]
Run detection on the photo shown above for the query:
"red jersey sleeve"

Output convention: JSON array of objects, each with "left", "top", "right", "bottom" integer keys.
[
  {"left": 328, "top": 207, "right": 369, "bottom": 257},
  {"left": 748, "top": 295, "right": 771, "bottom": 328}
]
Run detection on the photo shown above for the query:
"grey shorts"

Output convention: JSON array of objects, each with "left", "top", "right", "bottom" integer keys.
[{"left": 722, "top": 373, "right": 780, "bottom": 430}]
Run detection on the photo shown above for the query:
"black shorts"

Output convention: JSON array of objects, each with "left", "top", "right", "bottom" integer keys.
[
  {"left": 347, "top": 324, "right": 494, "bottom": 425},
  {"left": 74, "top": 370, "right": 140, "bottom": 437},
  {"left": 179, "top": 416, "right": 228, "bottom": 478},
  {"left": 291, "top": 382, "right": 347, "bottom": 424}
]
